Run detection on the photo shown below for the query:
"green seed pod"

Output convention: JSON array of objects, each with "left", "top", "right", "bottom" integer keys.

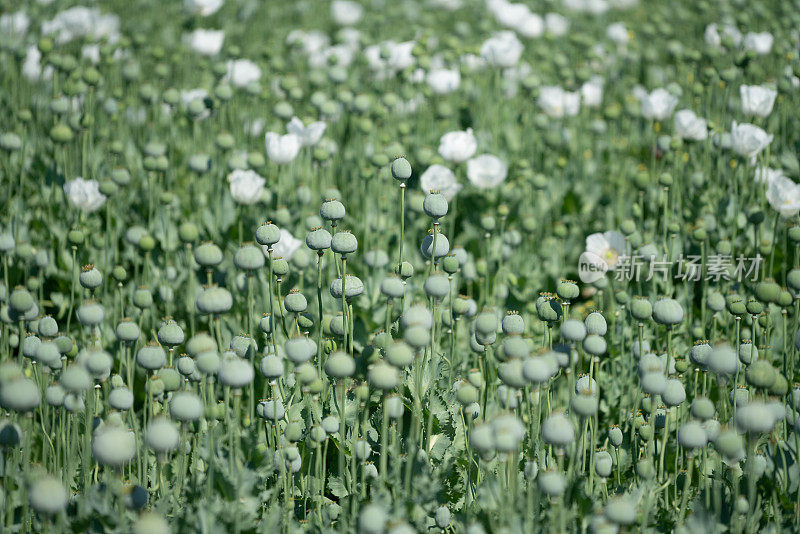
[
  {"left": 769, "top": 373, "right": 789, "bottom": 396},
  {"left": 745, "top": 299, "right": 763, "bottom": 316},
  {"left": 604, "top": 496, "right": 637, "bottom": 526},
  {"left": 157, "top": 320, "right": 185, "bottom": 346},
  {"left": 594, "top": 450, "right": 613, "bottom": 478},
  {"left": 61, "top": 364, "right": 92, "bottom": 392},
  {"left": 137, "top": 345, "right": 166, "bottom": 371},
  {"left": 306, "top": 227, "right": 332, "bottom": 251},
  {"left": 186, "top": 333, "right": 216, "bottom": 357},
  {"left": 755, "top": 280, "right": 781, "bottom": 303},
  {"left": 501, "top": 337, "right": 530, "bottom": 360},
  {"left": 746, "top": 360, "right": 776, "bottom": 389},
  {"left": 395, "top": 260, "right": 414, "bottom": 279},
  {"left": 284, "top": 291, "right": 308, "bottom": 313},
  {"left": 330, "top": 275, "right": 364, "bottom": 299},
  {"left": 571, "top": 393, "right": 599, "bottom": 418},
  {"left": 608, "top": 426, "right": 623, "bottom": 447},
  {"left": 177, "top": 357, "right": 195, "bottom": 377},
  {"left": 652, "top": 298, "right": 683, "bottom": 326},
  {"left": 234, "top": 244, "right": 266, "bottom": 271},
  {"left": 662, "top": 378, "right": 686, "bottom": 406},
  {"left": 196, "top": 286, "right": 233, "bottom": 315},
  {"left": 109, "top": 388, "right": 134, "bottom": 410},
  {"left": 636, "top": 458, "right": 656, "bottom": 480},
  {"left": 256, "top": 223, "right": 281, "bottom": 247},
  {"left": 422, "top": 192, "right": 448, "bottom": 219},
  {"left": 380, "top": 277, "right": 405, "bottom": 299},
  {"left": 691, "top": 397, "right": 715, "bottom": 421},
  {"left": 76, "top": 301, "right": 104, "bottom": 327},
  {"left": 194, "top": 243, "right": 223, "bottom": 267},
  {"left": 561, "top": 319, "right": 586, "bottom": 343},
  {"left": 159, "top": 368, "right": 181, "bottom": 392},
  {"left": 707, "top": 344, "right": 738, "bottom": 376},
  {"left": 423, "top": 274, "right": 450, "bottom": 299},
  {"left": 35, "top": 342, "right": 61, "bottom": 367},
  {"left": 260, "top": 354, "right": 284, "bottom": 379},
  {"left": 29, "top": 475, "right": 68, "bottom": 516},
  {"left": 542, "top": 412, "right": 575, "bottom": 447},
  {"left": 391, "top": 157, "right": 412, "bottom": 182},
  {"left": 714, "top": 429, "right": 745, "bottom": 461},
  {"left": 132, "top": 513, "right": 169, "bottom": 534},
  {"left": 257, "top": 398, "right": 285, "bottom": 421},
  {"left": 501, "top": 313, "right": 525, "bottom": 335},
  {"left": 50, "top": 122, "right": 74, "bottom": 143},
  {"left": 442, "top": 255, "right": 459, "bottom": 274},
  {"left": 331, "top": 232, "right": 358, "bottom": 255},
  {"left": 677, "top": 420, "right": 707, "bottom": 450},
  {"left": 0, "top": 378, "right": 40, "bottom": 412},
  {"left": 630, "top": 297, "right": 652, "bottom": 321},
  {"left": 583, "top": 334, "right": 606, "bottom": 356},
  {"left": 325, "top": 351, "right": 355, "bottom": 378},
  {"left": 420, "top": 232, "right": 449, "bottom": 259},
  {"left": 79, "top": 265, "right": 103, "bottom": 290},
  {"left": 778, "top": 290, "right": 793, "bottom": 308},
  {"left": 271, "top": 258, "right": 289, "bottom": 277},
  {"left": 320, "top": 200, "right": 346, "bottom": 222},
  {"left": 359, "top": 503, "right": 387, "bottom": 534},
  {"left": 537, "top": 470, "right": 566, "bottom": 497},
  {"left": 285, "top": 337, "right": 316, "bottom": 364},
  {"left": 367, "top": 360, "right": 399, "bottom": 390},
  {"left": 92, "top": 427, "right": 136, "bottom": 466},
  {"left": 9, "top": 287, "right": 34, "bottom": 314},
  {"left": 218, "top": 355, "right": 255, "bottom": 387},
  {"left": 584, "top": 312, "right": 607, "bottom": 336}
]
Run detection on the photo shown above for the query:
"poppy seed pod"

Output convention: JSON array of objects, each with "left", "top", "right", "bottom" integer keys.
[
  {"left": 368, "top": 360, "right": 399, "bottom": 390},
  {"left": 29, "top": 476, "right": 68, "bottom": 516},
  {"left": 157, "top": 320, "right": 185, "bottom": 346},
  {"left": 116, "top": 320, "right": 141, "bottom": 343},
  {"left": 258, "top": 398, "right": 285, "bottom": 421},
  {"left": 109, "top": 387, "right": 134, "bottom": 410},
  {"left": 79, "top": 265, "right": 103, "bottom": 290},
  {"left": 677, "top": 420, "right": 707, "bottom": 450},
  {"left": 331, "top": 232, "right": 358, "bottom": 255},
  {"left": 169, "top": 391, "right": 203, "bottom": 422},
  {"left": 320, "top": 200, "right": 346, "bottom": 222},
  {"left": 542, "top": 412, "right": 575, "bottom": 447},
  {"left": 714, "top": 429, "right": 745, "bottom": 462},
  {"left": 359, "top": 503, "right": 387, "bottom": 534},
  {"left": 570, "top": 392, "right": 599, "bottom": 417},
  {"left": 35, "top": 341, "right": 60, "bottom": 367},
  {"left": 745, "top": 360, "right": 776, "bottom": 389},
  {"left": 194, "top": 243, "right": 223, "bottom": 267},
  {"left": 60, "top": 365, "right": 92, "bottom": 392},
  {"left": 501, "top": 337, "right": 530, "bottom": 360},
  {"left": 260, "top": 354, "right": 284, "bottom": 378},
  {"left": 735, "top": 401, "right": 776, "bottom": 434},
  {"left": 653, "top": 298, "right": 684, "bottom": 326},
  {"left": 217, "top": 355, "right": 254, "bottom": 388},
  {"left": 595, "top": 450, "right": 613, "bottom": 478},
  {"left": 538, "top": 470, "right": 566, "bottom": 497},
  {"left": 662, "top": 378, "right": 686, "bottom": 406},
  {"left": 92, "top": 427, "right": 136, "bottom": 466},
  {"left": 584, "top": 312, "right": 607, "bottom": 336},
  {"left": 330, "top": 275, "right": 364, "bottom": 299},
  {"left": 604, "top": 496, "right": 637, "bottom": 526},
  {"left": 284, "top": 291, "right": 308, "bottom": 313},
  {"left": 325, "top": 351, "right": 355, "bottom": 378},
  {"left": 536, "top": 297, "right": 562, "bottom": 323},
  {"left": 0, "top": 378, "right": 40, "bottom": 412},
  {"left": 386, "top": 341, "right": 415, "bottom": 368},
  {"left": 423, "top": 274, "right": 450, "bottom": 299},
  {"left": 256, "top": 223, "right": 281, "bottom": 247},
  {"left": 380, "top": 277, "right": 405, "bottom": 299},
  {"left": 196, "top": 286, "right": 233, "bottom": 314},
  {"left": 234, "top": 244, "right": 265, "bottom": 271},
  {"left": 582, "top": 334, "right": 607, "bottom": 356},
  {"left": 146, "top": 417, "right": 180, "bottom": 454},
  {"left": 608, "top": 426, "right": 623, "bottom": 447},
  {"left": 306, "top": 227, "right": 332, "bottom": 250},
  {"left": 690, "top": 342, "right": 711, "bottom": 367},
  {"left": 556, "top": 280, "right": 579, "bottom": 301},
  {"left": 285, "top": 337, "right": 317, "bottom": 364},
  {"left": 186, "top": 333, "right": 216, "bottom": 357},
  {"left": 691, "top": 397, "right": 715, "bottom": 421},
  {"left": 391, "top": 157, "right": 412, "bottom": 181},
  {"left": 420, "top": 232, "right": 450, "bottom": 259},
  {"left": 77, "top": 301, "right": 105, "bottom": 327},
  {"left": 137, "top": 345, "right": 167, "bottom": 371},
  {"left": 630, "top": 297, "right": 652, "bottom": 321},
  {"left": 561, "top": 319, "right": 586, "bottom": 343},
  {"left": 423, "top": 192, "right": 448, "bottom": 219},
  {"left": 707, "top": 344, "right": 739, "bottom": 376}
]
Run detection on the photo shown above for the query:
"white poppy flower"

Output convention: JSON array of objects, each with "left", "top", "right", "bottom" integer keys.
[
  {"left": 580, "top": 77, "right": 603, "bottom": 108},
  {"left": 420, "top": 164, "right": 462, "bottom": 201},
  {"left": 740, "top": 85, "right": 777, "bottom": 118},
  {"left": 730, "top": 121, "right": 772, "bottom": 159},
  {"left": 743, "top": 32, "right": 773, "bottom": 55},
  {"left": 286, "top": 117, "right": 326, "bottom": 147},
  {"left": 228, "top": 169, "right": 265, "bottom": 205},
  {"left": 606, "top": 23, "right": 629, "bottom": 44},
  {"left": 331, "top": 0, "right": 363, "bottom": 26},
  {"left": 265, "top": 132, "right": 301, "bottom": 164},
  {"left": 673, "top": 110, "right": 707, "bottom": 141},
  {"left": 226, "top": 59, "right": 261, "bottom": 88},
  {"left": 585, "top": 231, "right": 625, "bottom": 268},
  {"left": 267, "top": 229, "right": 303, "bottom": 260},
  {"left": 185, "top": 28, "right": 224, "bottom": 56},
  {"left": 63, "top": 178, "right": 106, "bottom": 213},
  {"left": 438, "top": 129, "right": 478, "bottom": 163},
  {"left": 638, "top": 88, "right": 678, "bottom": 120},
  {"left": 538, "top": 86, "right": 581, "bottom": 119},
  {"left": 480, "top": 31, "right": 524, "bottom": 68},
  {"left": 467, "top": 154, "right": 508, "bottom": 189},
  {"left": 754, "top": 166, "right": 784, "bottom": 185},
  {"left": 767, "top": 176, "right": 800, "bottom": 218},
  {"left": 544, "top": 13, "right": 569, "bottom": 36},
  {"left": 427, "top": 68, "right": 460, "bottom": 94},
  {"left": 183, "top": 0, "right": 224, "bottom": 16}
]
